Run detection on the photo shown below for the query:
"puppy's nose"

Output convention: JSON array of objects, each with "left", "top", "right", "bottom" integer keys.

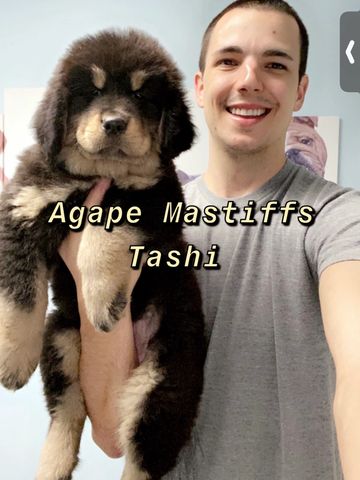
[{"left": 102, "top": 117, "right": 128, "bottom": 135}]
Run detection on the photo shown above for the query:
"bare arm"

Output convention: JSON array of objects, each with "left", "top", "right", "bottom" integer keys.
[
  {"left": 59, "top": 179, "right": 140, "bottom": 457},
  {"left": 319, "top": 260, "right": 360, "bottom": 480}
]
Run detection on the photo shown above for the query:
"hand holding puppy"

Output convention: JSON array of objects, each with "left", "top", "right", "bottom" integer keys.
[{"left": 59, "top": 178, "right": 140, "bottom": 458}]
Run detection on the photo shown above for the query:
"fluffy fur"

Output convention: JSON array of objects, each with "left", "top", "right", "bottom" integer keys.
[{"left": 0, "top": 29, "right": 206, "bottom": 480}]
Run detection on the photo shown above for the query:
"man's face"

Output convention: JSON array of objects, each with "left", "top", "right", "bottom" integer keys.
[{"left": 195, "top": 7, "right": 309, "bottom": 156}]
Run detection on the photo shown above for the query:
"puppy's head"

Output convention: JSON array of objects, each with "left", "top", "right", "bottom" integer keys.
[{"left": 33, "top": 29, "right": 195, "bottom": 181}]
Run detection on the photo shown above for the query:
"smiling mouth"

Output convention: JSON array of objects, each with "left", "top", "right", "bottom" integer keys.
[{"left": 226, "top": 107, "right": 272, "bottom": 119}]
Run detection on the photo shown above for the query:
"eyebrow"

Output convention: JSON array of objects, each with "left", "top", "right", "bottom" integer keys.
[
  {"left": 213, "top": 46, "right": 294, "bottom": 62},
  {"left": 263, "top": 49, "right": 294, "bottom": 61}
]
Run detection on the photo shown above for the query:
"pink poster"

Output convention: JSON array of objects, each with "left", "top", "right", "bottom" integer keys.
[{"left": 0, "top": 114, "right": 6, "bottom": 190}]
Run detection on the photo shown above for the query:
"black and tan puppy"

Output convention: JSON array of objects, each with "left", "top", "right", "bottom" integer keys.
[{"left": 0, "top": 29, "right": 206, "bottom": 480}]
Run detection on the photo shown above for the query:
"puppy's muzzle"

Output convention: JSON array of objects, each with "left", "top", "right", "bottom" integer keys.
[{"left": 102, "top": 115, "right": 129, "bottom": 136}]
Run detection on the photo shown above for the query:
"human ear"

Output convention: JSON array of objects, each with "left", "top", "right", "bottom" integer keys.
[
  {"left": 293, "top": 74, "right": 309, "bottom": 112},
  {"left": 194, "top": 71, "right": 205, "bottom": 108}
]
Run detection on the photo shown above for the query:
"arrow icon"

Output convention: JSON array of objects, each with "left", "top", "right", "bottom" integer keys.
[
  {"left": 346, "top": 40, "right": 355, "bottom": 64},
  {"left": 340, "top": 12, "right": 360, "bottom": 92}
]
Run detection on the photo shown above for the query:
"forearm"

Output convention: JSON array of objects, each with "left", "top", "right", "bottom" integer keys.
[
  {"left": 333, "top": 382, "right": 360, "bottom": 479},
  {"left": 56, "top": 179, "right": 138, "bottom": 456},
  {"left": 77, "top": 288, "right": 138, "bottom": 457}
]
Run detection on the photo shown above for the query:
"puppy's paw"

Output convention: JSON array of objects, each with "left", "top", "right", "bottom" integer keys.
[
  {"left": 0, "top": 312, "right": 43, "bottom": 390},
  {"left": 77, "top": 224, "right": 139, "bottom": 332},
  {"left": 103, "top": 290, "right": 129, "bottom": 331},
  {"left": 0, "top": 372, "right": 30, "bottom": 391},
  {"left": 0, "top": 271, "right": 47, "bottom": 390},
  {"left": 36, "top": 474, "right": 71, "bottom": 480},
  {"left": 83, "top": 287, "right": 129, "bottom": 332},
  {"left": 0, "top": 344, "right": 39, "bottom": 390}
]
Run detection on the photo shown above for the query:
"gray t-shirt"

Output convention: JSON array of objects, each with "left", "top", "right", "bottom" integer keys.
[{"left": 164, "top": 160, "right": 360, "bottom": 480}]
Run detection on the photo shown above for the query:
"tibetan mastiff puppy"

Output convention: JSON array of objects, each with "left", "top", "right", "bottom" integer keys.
[{"left": 0, "top": 29, "right": 206, "bottom": 480}]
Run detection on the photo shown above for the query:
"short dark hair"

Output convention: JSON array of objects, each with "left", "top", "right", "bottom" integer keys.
[{"left": 199, "top": 0, "right": 309, "bottom": 81}]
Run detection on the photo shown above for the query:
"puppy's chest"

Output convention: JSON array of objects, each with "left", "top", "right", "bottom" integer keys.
[
  {"left": 99, "top": 185, "right": 183, "bottom": 237},
  {"left": 40, "top": 183, "right": 169, "bottom": 229},
  {"left": 25, "top": 180, "right": 183, "bottom": 265}
]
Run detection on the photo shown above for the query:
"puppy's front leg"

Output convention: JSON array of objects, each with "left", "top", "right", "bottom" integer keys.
[
  {"left": 77, "top": 224, "right": 142, "bottom": 332},
  {"left": 0, "top": 264, "right": 48, "bottom": 390}
]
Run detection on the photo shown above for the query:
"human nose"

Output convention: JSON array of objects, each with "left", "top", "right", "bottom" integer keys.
[{"left": 234, "top": 60, "right": 263, "bottom": 92}]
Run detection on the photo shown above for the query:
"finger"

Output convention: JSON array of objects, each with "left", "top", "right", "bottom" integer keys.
[{"left": 84, "top": 178, "right": 112, "bottom": 209}]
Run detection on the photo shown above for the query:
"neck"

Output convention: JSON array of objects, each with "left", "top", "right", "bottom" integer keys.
[{"left": 203, "top": 139, "right": 287, "bottom": 198}]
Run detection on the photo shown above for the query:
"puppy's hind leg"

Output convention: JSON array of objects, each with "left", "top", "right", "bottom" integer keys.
[
  {"left": 119, "top": 352, "right": 164, "bottom": 480},
  {"left": 120, "top": 341, "right": 204, "bottom": 480},
  {"left": 36, "top": 311, "right": 86, "bottom": 480}
]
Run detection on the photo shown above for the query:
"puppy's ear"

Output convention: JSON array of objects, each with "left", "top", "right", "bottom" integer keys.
[
  {"left": 159, "top": 89, "right": 196, "bottom": 160},
  {"left": 32, "top": 69, "right": 68, "bottom": 160}
]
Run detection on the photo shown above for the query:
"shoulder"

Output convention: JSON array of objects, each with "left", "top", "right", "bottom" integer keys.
[
  {"left": 296, "top": 166, "right": 360, "bottom": 280},
  {"left": 182, "top": 175, "right": 203, "bottom": 204},
  {"left": 285, "top": 162, "right": 360, "bottom": 212}
]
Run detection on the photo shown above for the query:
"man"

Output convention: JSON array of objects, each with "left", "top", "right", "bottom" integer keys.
[{"left": 60, "top": 1, "right": 360, "bottom": 479}]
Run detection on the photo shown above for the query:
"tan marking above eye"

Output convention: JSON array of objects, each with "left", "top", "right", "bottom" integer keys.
[
  {"left": 130, "top": 70, "right": 148, "bottom": 92},
  {"left": 91, "top": 64, "right": 106, "bottom": 90}
]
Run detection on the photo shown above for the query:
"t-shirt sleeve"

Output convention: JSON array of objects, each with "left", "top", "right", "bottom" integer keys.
[{"left": 305, "top": 188, "right": 360, "bottom": 280}]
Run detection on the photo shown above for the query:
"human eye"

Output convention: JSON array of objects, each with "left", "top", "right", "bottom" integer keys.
[
  {"left": 266, "top": 62, "right": 287, "bottom": 70},
  {"left": 216, "top": 58, "right": 238, "bottom": 68}
]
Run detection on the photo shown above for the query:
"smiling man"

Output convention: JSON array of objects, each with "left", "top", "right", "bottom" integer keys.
[
  {"left": 59, "top": 1, "right": 360, "bottom": 480},
  {"left": 194, "top": 2, "right": 308, "bottom": 198},
  {"left": 162, "top": 2, "right": 360, "bottom": 479}
]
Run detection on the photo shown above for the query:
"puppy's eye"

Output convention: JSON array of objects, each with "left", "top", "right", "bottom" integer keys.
[
  {"left": 92, "top": 88, "right": 102, "bottom": 97},
  {"left": 132, "top": 90, "right": 143, "bottom": 100}
]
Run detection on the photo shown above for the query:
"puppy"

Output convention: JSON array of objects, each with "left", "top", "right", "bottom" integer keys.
[{"left": 0, "top": 29, "right": 206, "bottom": 480}]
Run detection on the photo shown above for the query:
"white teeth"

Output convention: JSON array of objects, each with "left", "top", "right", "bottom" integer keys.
[{"left": 229, "top": 107, "right": 267, "bottom": 117}]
